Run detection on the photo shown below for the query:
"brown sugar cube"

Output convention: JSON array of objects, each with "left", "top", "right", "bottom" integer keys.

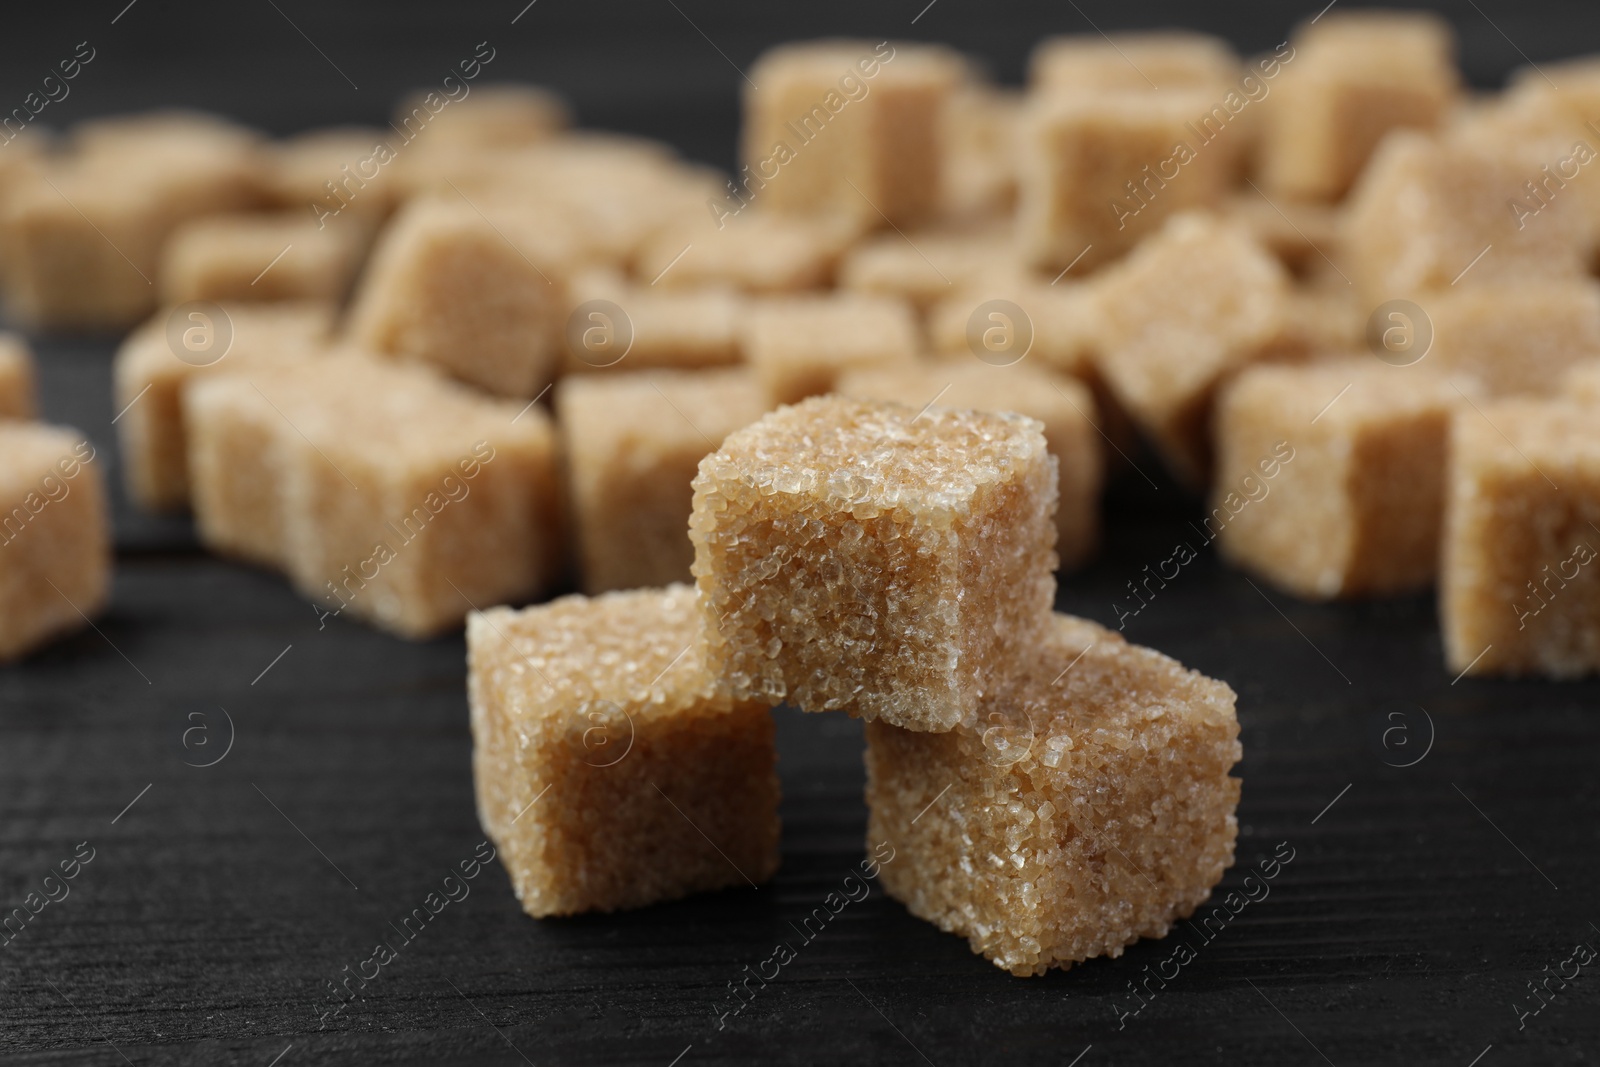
[
  {"left": 273, "top": 356, "right": 561, "bottom": 638},
  {"left": 496, "top": 142, "right": 722, "bottom": 265},
  {"left": 742, "top": 294, "right": 919, "bottom": 405},
  {"left": 927, "top": 280, "right": 1099, "bottom": 379},
  {"left": 474, "top": 141, "right": 723, "bottom": 267},
  {"left": 865, "top": 613, "right": 1241, "bottom": 976},
  {"left": 556, "top": 369, "right": 771, "bottom": 593},
  {"left": 1029, "top": 32, "right": 1239, "bottom": 93},
  {"left": 0, "top": 166, "right": 165, "bottom": 331},
  {"left": 1442, "top": 400, "right": 1600, "bottom": 677},
  {"left": 386, "top": 143, "right": 544, "bottom": 202},
  {"left": 160, "top": 213, "right": 366, "bottom": 305},
  {"left": 1345, "top": 131, "right": 1588, "bottom": 307},
  {"left": 1565, "top": 360, "right": 1600, "bottom": 403},
  {"left": 1499, "top": 59, "right": 1600, "bottom": 234},
  {"left": 405, "top": 134, "right": 574, "bottom": 196},
  {"left": 1018, "top": 89, "right": 1239, "bottom": 272},
  {"left": 267, "top": 127, "right": 401, "bottom": 232},
  {"left": 927, "top": 282, "right": 1144, "bottom": 462},
  {"left": 1295, "top": 10, "right": 1456, "bottom": 66},
  {"left": 468, "top": 584, "right": 780, "bottom": 916},
  {"left": 0, "top": 128, "right": 44, "bottom": 196},
  {"left": 1444, "top": 93, "right": 1600, "bottom": 249},
  {"left": 384, "top": 84, "right": 571, "bottom": 203},
  {"left": 114, "top": 301, "right": 335, "bottom": 512},
  {"left": 1214, "top": 360, "right": 1463, "bottom": 600},
  {"left": 1284, "top": 285, "right": 1364, "bottom": 354},
  {"left": 346, "top": 197, "right": 576, "bottom": 397},
  {"left": 561, "top": 271, "right": 744, "bottom": 374},
  {"left": 184, "top": 359, "right": 327, "bottom": 569},
  {"left": 1, "top": 113, "right": 264, "bottom": 332},
  {"left": 1091, "top": 212, "right": 1296, "bottom": 486},
  {"left": 395, "top": 132, "right": 680, "bottom": 211},
  {"left": 0, "top": 133, "right": 47, "bottom": 294},
  {"left": 186, "top": 353, "right": 561, "bottom": 630},
  {"left": 1508, "top": 54, "right": 1600, "bottom": 112},
  {"left": 512, "top": 130, "right": 677, "bottom": 173},
  {"left": 942, "top": 86, "right": 1022, "bottom": 222},
  {"left": 838, "top": 227, "right": 1024, "bottom": 311},
  {"left": 1421, "top": 281, "right": 1600, "bottom": 397},
  {"left": 1457, "top": 80, "right": 1589, "bottom": 140},
  {"left": 0, "top": 423, "right": 111, "bottom": 661},
  {"left": 635, "top": 210, "right": 856, "bottom": 294},
  {"left": 741, "top": 41, "right": 964, "bottom": 228},
  {"left": 1258, "top": 11, "right": 1459, "bottom": 202},
  {"left": 0, "top": 333, "right": 38, "bottom": 419},
  {"left": 838, "top": 362, "right": 1102, "bottom": 569},
  {"left": 393, "top": 83, "right": 569, "bottom": 152},
  {"left": 1222, "top": 192, "right": 1342, "bottom": 275},
  {"left": 690, "top": 395, "right": 1058, "bottom": 732},
  {"left": 69, "top": 109, "right": 260, "bottom": 159}
]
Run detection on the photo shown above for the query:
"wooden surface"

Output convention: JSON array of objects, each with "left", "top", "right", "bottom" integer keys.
[
  {"left": 8, "top": 335, "right": 1599, "bottom": 1065},
  {"left": 5, "top": 2, "right": 1600, "bottom": 1063}
]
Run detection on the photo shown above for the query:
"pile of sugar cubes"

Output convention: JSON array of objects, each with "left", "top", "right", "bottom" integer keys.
[
  {"left": 3, "top": 5, "right": 1600, "bottom": 966},
  {"left": 470, "top": 394, "right": 1241, "bottom": 975}
]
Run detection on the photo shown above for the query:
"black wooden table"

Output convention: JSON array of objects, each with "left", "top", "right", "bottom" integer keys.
[{"left": 4, "top": 2, "right": 1600, "bottom": 1064}]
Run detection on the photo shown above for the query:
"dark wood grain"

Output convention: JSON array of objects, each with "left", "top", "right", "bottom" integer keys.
[{"left": 5, "top": 1, "right": 1600, "bottom": 1063}]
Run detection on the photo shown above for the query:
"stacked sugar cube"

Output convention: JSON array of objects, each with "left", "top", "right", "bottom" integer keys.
[
  {"left": 468, "top": 392, "right": 1241, "bottom": 978},
  {"left": 469, "top": 584, "right": 780, "bottom": 915},
  {"left": 689, "top": 395, "right": 1240, "bottom": 972}
]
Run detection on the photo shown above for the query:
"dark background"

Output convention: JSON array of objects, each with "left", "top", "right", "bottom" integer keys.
[
  {"left": 4, "top": 1, "right": 1600, "bottom": 1064},
  {"left": 3, "top": 0, "right": 1598, "bottom": 170}
]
